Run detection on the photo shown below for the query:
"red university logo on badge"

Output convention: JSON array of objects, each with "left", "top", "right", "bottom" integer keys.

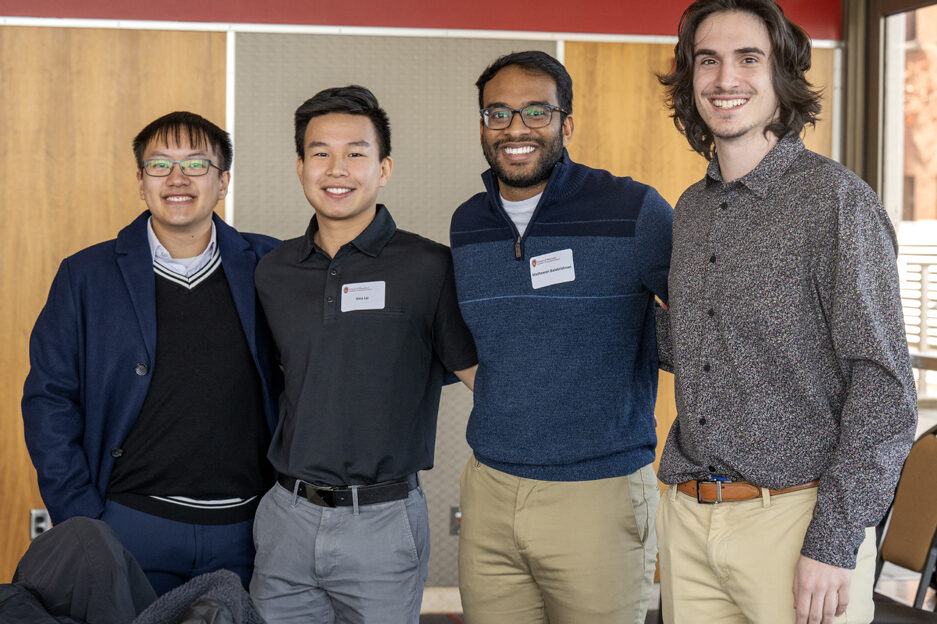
[
  {"left": 343, "top": 287, "right": 348, "bottom": 293},
  {"left": 531, "top": 259, "right": 537, "bottom": 267}
]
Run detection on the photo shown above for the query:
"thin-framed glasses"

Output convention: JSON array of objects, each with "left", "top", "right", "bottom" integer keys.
[
  {"left": 141, "top": 158, "right": 222, "bottom": 177},
  {"left": 480, "top": 104, "right": 568, "bottom": 130}
]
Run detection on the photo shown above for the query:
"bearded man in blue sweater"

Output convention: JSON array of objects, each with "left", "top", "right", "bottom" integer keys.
[{"left": 450, "top": 50, "right": 673, "bottom": 624}]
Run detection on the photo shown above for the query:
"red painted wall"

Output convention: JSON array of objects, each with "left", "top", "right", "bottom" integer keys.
[{"left": 0, "top": 0, "right": 842, "bottom": 40}]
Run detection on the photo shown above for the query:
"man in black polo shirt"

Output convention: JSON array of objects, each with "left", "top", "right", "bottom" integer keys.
[{"left": 250, "top": 85, "right": 478, "bottom": 623}]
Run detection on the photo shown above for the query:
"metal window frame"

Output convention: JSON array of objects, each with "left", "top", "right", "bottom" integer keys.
[{"left": 843, "top": 0, "right": 937, "bottom": 194}]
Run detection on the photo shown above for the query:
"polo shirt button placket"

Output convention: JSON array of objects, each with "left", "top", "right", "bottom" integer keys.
[{"left": 325, "top": 263, "right": 340, "bottom": 313}]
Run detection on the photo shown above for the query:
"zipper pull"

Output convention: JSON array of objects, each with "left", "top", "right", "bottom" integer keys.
[{"left": 514, "top": 236, "right": 522, "bottom": 259}]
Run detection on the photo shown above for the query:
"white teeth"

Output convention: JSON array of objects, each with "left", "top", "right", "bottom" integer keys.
[
  {"left": 326, "top": 187, "right": 351, "bottom": 194},
  {"left": 505, "top": 146, "right": 535, "bottom": 155},
  {"left": 713, "top": 98, "right": 747, "bottom": 109},
  {"left": 165, "top": 196, "right": 192, "bottom": 202}
]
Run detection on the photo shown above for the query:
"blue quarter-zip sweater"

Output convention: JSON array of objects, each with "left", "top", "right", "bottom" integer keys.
[{"left": 450, "top": 150, "right": 673, "bottom": 481}]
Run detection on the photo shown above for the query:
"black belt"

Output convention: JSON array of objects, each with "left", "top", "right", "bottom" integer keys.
[{"left": 277, "top": 474, "right": 418, "bottom": 507}]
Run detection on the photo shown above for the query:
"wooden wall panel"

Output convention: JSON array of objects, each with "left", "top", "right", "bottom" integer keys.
[
  {"left": 564, "top": 41, "right": 836, "bottom": 476},
  {"left": 0, "top": 25, "right": 225, "bottom": 581},
  {"left": 803, "top": 47, "right": 836, "bottom": 158}
]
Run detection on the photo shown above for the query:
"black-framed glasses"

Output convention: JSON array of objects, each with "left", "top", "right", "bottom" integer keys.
[
  {"left": 141, "top": 158, "right": 222, "bottom": 177},
  {"left": 480, "top": 104, "right": 568, "bottom": 130}
]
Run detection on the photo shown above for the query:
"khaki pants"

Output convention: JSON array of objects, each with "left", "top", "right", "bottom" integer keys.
[
  {"left": 458, "top": 457, "right": 659, "bottom": 624},
  {"left": 657, "top": 484, "right": 877, "bottom": 624}
]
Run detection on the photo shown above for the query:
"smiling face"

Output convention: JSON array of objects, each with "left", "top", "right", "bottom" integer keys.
[
  {"left": 480, "top": 64, "right": 572, "bottom": 202},
  {"left": 296, "top": 113, "right": 392, "bottom": 229},
  {"left": 692, "top": 10, "right": 780, "bottom": 154},
  {"left": 137, "top": 138, "right": 228, "bottom": 239}
]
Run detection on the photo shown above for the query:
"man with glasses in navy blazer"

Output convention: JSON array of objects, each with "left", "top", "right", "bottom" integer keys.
[{"left": 22, "top": 111, "right": 281, "bottom": 596}]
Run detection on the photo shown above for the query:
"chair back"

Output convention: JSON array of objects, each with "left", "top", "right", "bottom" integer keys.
[{"left": 881, "top": 429, "right": 937, "bottom": 572}]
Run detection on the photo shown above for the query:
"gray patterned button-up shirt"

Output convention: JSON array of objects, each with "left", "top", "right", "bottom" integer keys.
[{"left": 657, "top": 135, "right": 917, "bottom": 568}]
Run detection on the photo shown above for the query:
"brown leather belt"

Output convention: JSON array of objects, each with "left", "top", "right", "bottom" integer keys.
[{"left": 677, "top": 479, "right": 819, "bottom": 504}]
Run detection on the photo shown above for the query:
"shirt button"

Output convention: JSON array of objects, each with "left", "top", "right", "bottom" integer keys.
[
  {"left": 327, "top": 296, "right": 334, "bottom": 303},
  {"left": 709, "top": 255, "right": 717, "bottom": 263},
  {"left": 720, "top": 202, "right": 728, "bottom": 210},
  {"left": 703, "top": 363, "right": 711, "bottom": 372},
  {"left": 330, "top": 269, "right": 338, "bottom": 276},
  {"left": 110, "top": 448, "right": 123, "bottom": 458},
  {"left": 707, "top": 308, "right": 715, "bottom": 317},
  {"left": 134, "top": 363, "right": 148, "bottom": 376},
  {"left": 698, "top": 417, "right": 706, "bottom": 425}
]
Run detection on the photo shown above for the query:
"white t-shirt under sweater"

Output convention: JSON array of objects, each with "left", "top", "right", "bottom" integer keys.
[{"left": 501, "top": 192, "right": 542, "bottom": 237}]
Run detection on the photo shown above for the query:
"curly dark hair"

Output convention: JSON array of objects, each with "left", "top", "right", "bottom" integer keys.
[{"left": 658, "top": 0, "right": 821, "bottom": 159}]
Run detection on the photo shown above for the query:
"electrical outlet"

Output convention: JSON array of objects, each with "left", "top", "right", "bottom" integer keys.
[
  {"left": 30, "top": 509, "right": 51, "bottom": 540},
  {"left": 450, "top": 506, "right": 461, "bottom": 535}
]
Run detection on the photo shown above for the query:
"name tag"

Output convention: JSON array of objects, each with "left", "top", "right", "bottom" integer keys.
[
  {"left": 530, "top": 249, "right": 575, "bottom": 289},
  {"left": 341, "top": 281, "right": 386, "bottom": 312}
]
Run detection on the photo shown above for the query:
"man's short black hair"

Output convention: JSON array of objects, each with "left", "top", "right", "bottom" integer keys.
[
  {"left": 294, "top": 85, "right": 391, "bottom": 160},
  {"left": 132, "top": 111, "right": 232, "bottom": 172},
  {"left": 475, "top": 51, "right": 573, "bottom": 115}
]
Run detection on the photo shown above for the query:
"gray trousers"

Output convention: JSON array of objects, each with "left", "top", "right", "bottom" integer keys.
[{"left": 249, "top": 481, "right": 430, "bottom": 623}]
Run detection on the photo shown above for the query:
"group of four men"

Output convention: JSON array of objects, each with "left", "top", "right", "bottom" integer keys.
[{"left": 22, "top": 1, "right": 917, "bottom": 623}]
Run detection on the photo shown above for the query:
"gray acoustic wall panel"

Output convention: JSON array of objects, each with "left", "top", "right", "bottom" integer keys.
[{"left": 234, "top": 33, "right": 557, "bottom": 587}]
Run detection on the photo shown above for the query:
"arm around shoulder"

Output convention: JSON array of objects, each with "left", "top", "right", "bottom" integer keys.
[
  {"left": 634, "top": 186, "right": 673, "bottom": 305},
  {"left": 454, "top": 364, "right": 478, "bottom": 391},
  {"left": 656, "top": 301, "right": 673, "bottom": 372},
  {"left": 243, "top": 232, "right": 283, "bottom": 258}
]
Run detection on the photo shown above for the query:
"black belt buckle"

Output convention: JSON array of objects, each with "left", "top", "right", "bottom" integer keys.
[
  {"left": 696, "top": 479, "right": 724, "bottom": 504},
  {"left": 302, "top": 483, "right": 337, "bottom": 507}
]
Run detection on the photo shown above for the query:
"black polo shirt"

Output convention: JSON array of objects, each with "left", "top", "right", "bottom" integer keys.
[{"left": 255, "top": 205, "right": 477, "bottom": 486}]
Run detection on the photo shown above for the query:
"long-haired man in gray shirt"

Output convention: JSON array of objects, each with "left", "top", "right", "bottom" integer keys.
[{"left": 655, "top": 1, "right": 917, "bottom": 622}]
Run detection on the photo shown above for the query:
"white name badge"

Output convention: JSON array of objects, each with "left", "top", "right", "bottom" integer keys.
[
  {"left": 341, "top": 281, "right": 386, "bottom": 312},
  {"left": 530, "top": 248, "right": 575, "bottom": 289}
]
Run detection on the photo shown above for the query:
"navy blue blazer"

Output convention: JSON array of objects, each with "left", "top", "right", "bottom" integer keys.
[{"left": 22, "top": 211, "right": 282, "bottom": 525}]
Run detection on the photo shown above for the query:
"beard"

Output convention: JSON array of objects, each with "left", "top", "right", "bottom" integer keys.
[{"left": 481, "top": 129, "right": 564, "bottom": 191}]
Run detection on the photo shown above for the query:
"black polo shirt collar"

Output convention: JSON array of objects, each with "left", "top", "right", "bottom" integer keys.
[{"left": 298, "top": 204, "right": 397, "bottom": 261}]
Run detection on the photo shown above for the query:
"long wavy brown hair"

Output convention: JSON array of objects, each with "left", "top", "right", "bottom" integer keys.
[{"left": 658, "top": 0, "right": 822, "bottom": 160}]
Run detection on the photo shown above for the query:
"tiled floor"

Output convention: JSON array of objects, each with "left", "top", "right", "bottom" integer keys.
[
  {"left": 419, "top": 585, "right": 662, "bottom": 622},
  {"left": 420, "top": 586, "right": 460, "bottom": 614},
  {"left": 877, "top": 562, "right": 936, "bottom": 609}
]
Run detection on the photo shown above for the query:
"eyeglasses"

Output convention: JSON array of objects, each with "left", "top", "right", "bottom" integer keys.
[
  {"left": 141, "top": 158, "right": 222, "bottom": 177},
  {"left": 480, "top": 104, "right": 568, "bottom": 130}
]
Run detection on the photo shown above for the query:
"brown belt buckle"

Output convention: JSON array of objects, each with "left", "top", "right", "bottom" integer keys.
[{"left": 696, "top": 479, "right": 724, "bottom": 504}]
